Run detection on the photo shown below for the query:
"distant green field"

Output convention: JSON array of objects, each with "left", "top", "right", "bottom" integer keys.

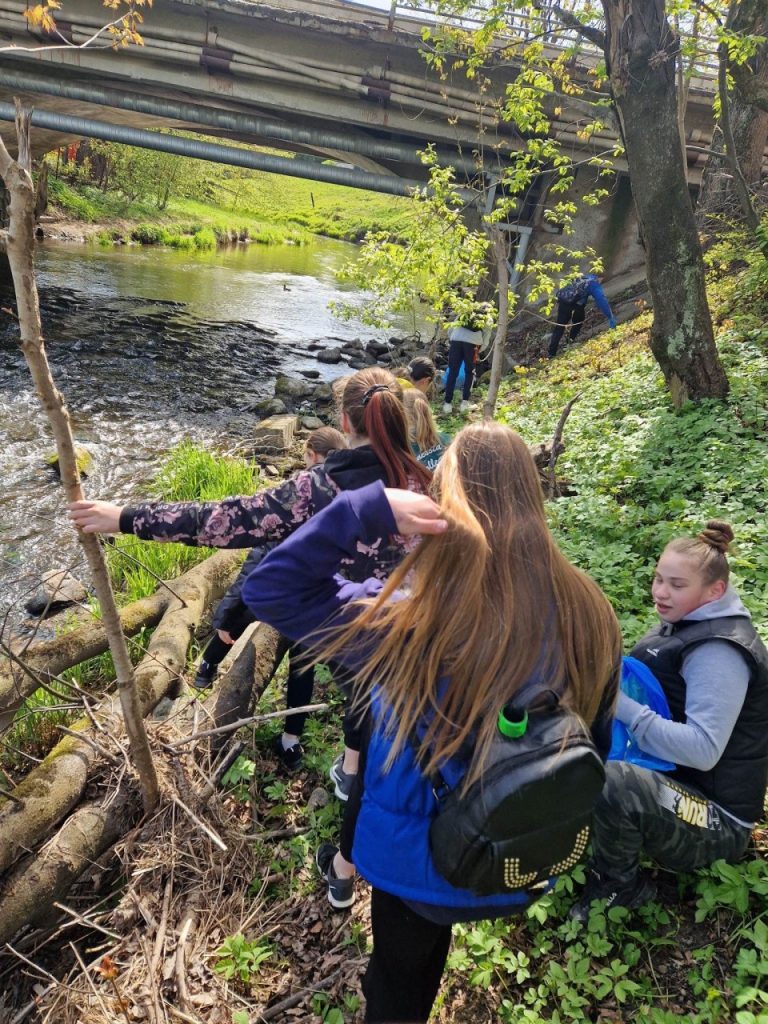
[{"left": 47, "top": 165, "right": 415, "bottom": 244}]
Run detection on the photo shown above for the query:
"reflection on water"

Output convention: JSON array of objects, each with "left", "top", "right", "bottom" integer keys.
[{"left": 0, "top": 238, "right": 419, "bottom": 620}]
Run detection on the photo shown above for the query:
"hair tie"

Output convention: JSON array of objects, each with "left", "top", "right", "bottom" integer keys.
[{"left": 361, "top": 384, "right": 390, "bottom": 406}]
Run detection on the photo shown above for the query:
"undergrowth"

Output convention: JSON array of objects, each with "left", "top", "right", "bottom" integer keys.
[{"left": 428, "top": 230, "right": 768, "bottom": 1023}]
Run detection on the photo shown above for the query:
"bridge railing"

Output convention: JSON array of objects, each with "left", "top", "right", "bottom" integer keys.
[{"left": 334, "top": 0, "right": 720, "bottom": 75}]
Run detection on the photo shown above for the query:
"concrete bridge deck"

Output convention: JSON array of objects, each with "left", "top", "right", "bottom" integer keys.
[{"left": 0, "top": 0, "right": 725, "bottom": 187}]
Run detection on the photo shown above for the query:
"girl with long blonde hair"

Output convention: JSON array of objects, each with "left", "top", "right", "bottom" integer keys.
[
  {"left": 243, "top": 421, "right": 621, "bottom": 1023},
  {"left": 402, "top": 389, "right": 450, "bottom": 470}
]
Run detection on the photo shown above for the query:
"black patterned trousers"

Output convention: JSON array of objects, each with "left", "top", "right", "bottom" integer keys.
[{"left": 591, "top": 761, "right": 752, "bottom": 885}]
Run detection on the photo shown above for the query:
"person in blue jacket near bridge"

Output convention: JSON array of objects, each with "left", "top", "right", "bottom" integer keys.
[{"left": 548, "top": 273, "right": 616, "bottom": 358}]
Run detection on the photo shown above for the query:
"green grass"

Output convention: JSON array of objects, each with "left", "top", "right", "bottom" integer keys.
[
  {"left": 107, "top": 440, "right": 261, "bottom": 603},
  {"left": 45, "top": 163, "right": 413, "bottom": 244}
]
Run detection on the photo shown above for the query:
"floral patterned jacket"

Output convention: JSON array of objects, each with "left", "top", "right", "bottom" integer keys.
[{"left": 119, "top": 445, "right": 423, "bottom": 582}]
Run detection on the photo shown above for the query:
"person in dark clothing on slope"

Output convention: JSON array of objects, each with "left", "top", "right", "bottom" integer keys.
[
  {"left": 571, "top": 520, "right": 768, "bottom": 922},
  {"left": 68, "top": 368, "right": 432, "bottom": 787},
  {"left": 548, "top": 274, "right": 616, "bottom": 359},
  {"left": 242, "top": 423, "right": 621, "bottom": 1023},
  {"left": 192, "top": 427, "right": 347, "bottom": 769}
]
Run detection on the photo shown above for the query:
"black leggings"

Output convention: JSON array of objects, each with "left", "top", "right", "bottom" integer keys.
[
  {"left": 201, "top": 634, "right": 316, "bottom": 737},
  {"left": 363, "top": 889, "right": 452, "bottom": 1022},
  {"left": 444, "top": 339, "right": 478, "bottom": 402},
  {"left": 339, "top": 719, "right": 451, "bottom": 1022},
  {"left": 548, "top": 299, "right": 586, "bottom": 358}
]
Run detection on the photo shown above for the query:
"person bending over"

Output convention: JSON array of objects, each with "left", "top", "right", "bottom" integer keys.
[
  {"left": 394, "top": 356, "right": 437, "bottom": 395},
  {"left": 571, "top": 520, "right": 768, "bottom": 921},
  {"left": 68, "top": 368, "right": 432, "bottom": 794},
  {"left": 242, "top": 422, "right": 621, "bottom": 1023},
  {"left": 547, "top": 274, "right": 616, "bottom": 359},
  {"left": 192, "top": 426, "right": 347, "bottom": 769}
]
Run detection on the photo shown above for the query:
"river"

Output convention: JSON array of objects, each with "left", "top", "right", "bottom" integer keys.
[{"left": 0, "top": 236, "right": 419, "bottom": 622}]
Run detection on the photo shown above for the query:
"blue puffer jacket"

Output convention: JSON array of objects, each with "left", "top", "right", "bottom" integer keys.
[
  {"left": 242, "top": 483, "right": 615, "bottom": 916},
  {"left": 352, "top": 692, "right": 533, "bottom": 913}
]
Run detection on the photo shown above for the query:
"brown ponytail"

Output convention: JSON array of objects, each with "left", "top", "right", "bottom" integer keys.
[{"left": 341, "top": 369, "right": 432, "bottom": 491}]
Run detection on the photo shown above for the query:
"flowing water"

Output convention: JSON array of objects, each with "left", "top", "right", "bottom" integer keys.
[{"left": 0, "top": 237, "right": 418, "bottom": 622}]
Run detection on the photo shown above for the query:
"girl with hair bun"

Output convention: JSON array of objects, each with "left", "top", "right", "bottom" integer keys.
[
  {"left": 572, "top": 520, "right": 768, "bottom": 922},
  {"left": 68, "top": 368, "right": 431, "bottom": 777}
]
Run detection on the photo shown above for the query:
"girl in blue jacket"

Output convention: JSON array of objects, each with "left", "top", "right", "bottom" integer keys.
[{"left": 243, "top": 422, "right": 620, "bottom": 1022}]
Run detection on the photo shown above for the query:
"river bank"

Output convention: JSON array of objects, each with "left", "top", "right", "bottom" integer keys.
[
  {"left": 1, "top": 236, "right": 428, "bottom": 624},
  {"left": 44, "top": 169, "right": 414, "bottom": 248}
]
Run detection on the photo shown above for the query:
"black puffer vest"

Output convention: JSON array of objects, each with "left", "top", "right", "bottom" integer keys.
[{"left": 630, "top": 617, "right": 768, "bottom": 822}]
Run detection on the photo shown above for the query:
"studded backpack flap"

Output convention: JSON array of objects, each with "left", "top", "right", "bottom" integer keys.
[{"left": 423, "top": 692, "right": 605, "bottom": 897}]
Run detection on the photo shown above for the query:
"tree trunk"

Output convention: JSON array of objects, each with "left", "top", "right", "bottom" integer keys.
[
  {"left": 483, "top": 227, "right": 510, "bottom": 419},
  {"left": 730, "top": 0, "right": 768, "bottom": 116},
  {"left": 207, "top": 623, "right": 288, "bottom": 755},
  {"left": 601, "top": 0, "right": 729, "bottom": 405},
  {"left": 0, "top": 102, "right": 159, "bottom": 811},
  {"left": 0, "top": 610, "right": 284, "bottom": 945},
  {"left": 1, "top": 590, "right": 169, "bottom": 733},
  {"left": 0, "top": 790, "right": 141, "bottom": 945}
]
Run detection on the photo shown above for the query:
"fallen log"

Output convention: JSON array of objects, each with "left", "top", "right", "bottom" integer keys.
[
  {"left": 0, "top": 550, "right": 241, "bottom": 877},
  {"left": 0, "top": 589, "right": 170, "bottom": 734},
  {"left": 0, "top": 789, "right": 141, "bottom": 945},
  {"left": 207, "top": 623, "right": 288, "bottom": 755},
  {"left": 0, "top": 618, "right": 285, "bottom": 945}
]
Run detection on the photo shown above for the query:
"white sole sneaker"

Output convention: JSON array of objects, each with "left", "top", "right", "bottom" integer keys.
[{"left": 442, "top": 403, "right": 452, "bottom": 414}]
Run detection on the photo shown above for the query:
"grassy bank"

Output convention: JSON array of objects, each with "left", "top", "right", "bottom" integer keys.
[
  {"left": 46, "top": 167, "right": 413, "bottom": 246},
  {"left": 427, "top": 236, "right": 768, "bottom": 1023}
]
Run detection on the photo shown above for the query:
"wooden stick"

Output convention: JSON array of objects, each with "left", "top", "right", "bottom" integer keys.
[
  {"left": 547, "top": 392, "right": 582, "bottom": 499},
  {"left": 258, "top": 959, "right": 366, "bottom": 1021},
  {"left": 174, "top": 911, "right": 196, "bottom": 1013},
  {"left": 168, "top": 703, "right": 329, "bottom": 748},
  {"left": 170, "top": 796, "right": 228, "bottom": 853},
  {"left": 53, "top": 901, "right": 121, "bottom": 939},
  {"left": 68, "top": 943, "right": 112, "bottom": 1021}
]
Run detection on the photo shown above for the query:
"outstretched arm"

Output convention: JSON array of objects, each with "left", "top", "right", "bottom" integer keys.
[
  {"left": 68, "top": 468, "right": 336, "bottom": 549},
  {"left": 587, "top": 280, "right": 616, "bottom": 328},
  {"left": 242, "top": 483, "right": 445, "bottom": 651}
]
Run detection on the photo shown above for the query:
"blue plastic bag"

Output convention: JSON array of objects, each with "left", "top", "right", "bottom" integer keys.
[
  {"left": 608, "top": 656, "right": 676, "bottom": 772},
  {"left": 442, "top": 364, "right": 465, "bottom": 389}
]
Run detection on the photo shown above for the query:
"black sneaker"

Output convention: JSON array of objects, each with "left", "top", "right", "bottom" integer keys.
[
  {"left": 329, "top": 753, "right": 356, "bottom": 802},
  {"left": 570, "top": 869, "right": 656, "bottom": 923},
  {"left": 192, "top": 665, "right": 215, "bottom": 690},
  {"left": 315, "top": 843, "right": 355, "bottom": 910},
  {"left": 272, "top": 734, "right": 304, "bottom": 772}
]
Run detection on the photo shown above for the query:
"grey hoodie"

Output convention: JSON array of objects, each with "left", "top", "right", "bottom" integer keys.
[{"left": 617, "top": 585, "right": 752, "bottom": 819}]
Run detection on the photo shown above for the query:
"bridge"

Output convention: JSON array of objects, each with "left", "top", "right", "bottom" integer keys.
[{"left": 0, "top": 0, "right": 736, "bottom": 282}]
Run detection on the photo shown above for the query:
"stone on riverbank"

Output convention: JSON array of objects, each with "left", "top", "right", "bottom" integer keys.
[
  {"left": 253, "top": 414, "right": 299, "bottom": 454},
  {"left": 44, "top": 445, "right": 93, "bottom": 478},
  {"left": 248, "top": 397, "right": 288, "bottom": 417},
  {"left": 24, "top": 570, "right": 89, "bottom": 617},
  {"left": 274, "top": 375, "right": 316, "bottom": 400},
  {"left": 316, "top": 348, "right": 343, "bottom": 364},
  {"left": 301, "top": 415, "right": 324, "bottom": 430}
]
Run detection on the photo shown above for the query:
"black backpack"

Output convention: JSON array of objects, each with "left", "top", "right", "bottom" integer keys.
[{"left": 422, "top": 693, "right": 605, "bottom": 897}]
